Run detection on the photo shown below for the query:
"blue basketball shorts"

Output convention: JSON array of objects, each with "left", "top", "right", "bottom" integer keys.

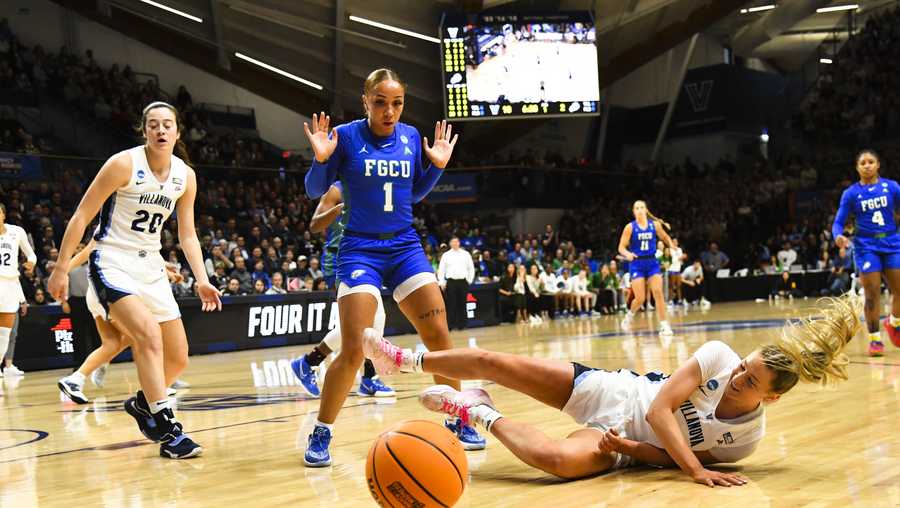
[
  {"left": 629, "top": 258, "right": 662, "bottom": 280},
  {"left": 853, "top": 235, "right": 900, "bottom": 273},
  {"left": 336, "top": 227, "right": 435, "bottom": 301}
]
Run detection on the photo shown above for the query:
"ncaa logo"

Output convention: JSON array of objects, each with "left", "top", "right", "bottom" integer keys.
[
  {"left": 137, "top": 169, "right": 145, "bottom": 179},
  {"left": 351, "top": 269, "right": 366, "bottom": 280},
  {"left": 706, "top": 379, "right": 719, "bottom": 391}
]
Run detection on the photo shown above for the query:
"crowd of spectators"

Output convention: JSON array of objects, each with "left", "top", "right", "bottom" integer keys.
[
  {"left": 0, "top": 19, "right": 275, "bottom": 167},
  {"left": 796, "top": 5, "right": 900, "bottom": 149}
]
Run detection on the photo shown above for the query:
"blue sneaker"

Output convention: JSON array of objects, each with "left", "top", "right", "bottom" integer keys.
[
  {"left": 445, "top": 418, "right": 486, "bottom": 451},
  {"left": 160, "top": 433, "right": 203, "bottom": 459},
  {"left": 358, "top": 376, "right": 396, "bottom": 397},
  {"left": 304, "top": 425, "right": 332, "bottom": 467},
  {"left": 291, "top": 356, "right": 321, "bottom": 397}
]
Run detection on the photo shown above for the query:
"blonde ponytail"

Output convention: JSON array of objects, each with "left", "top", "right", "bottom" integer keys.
[
  {"left": 647, "top": 210, "right": 671, "bottom": 230},
  {"left": 761, "top": 295, "right": 860, "bottom": 394}
]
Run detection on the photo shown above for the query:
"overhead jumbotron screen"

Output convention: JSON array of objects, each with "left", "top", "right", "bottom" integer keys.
[{"left": 441, "top": 12, "right": 599, "bottom": 121}]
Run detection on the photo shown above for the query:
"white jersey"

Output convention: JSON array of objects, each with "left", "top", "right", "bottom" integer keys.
[
  {"left": 629, "top": 341, "right": 765, "bottom": 460},
  {"left": 669, "top": 247, "right": 684, "bottom": 272},
  {"left": 93, "top": 146, "right": 188, "bottom": 254},
  {"left": 564, "top": 341, "right": 765, "bottom": 466},
  {"left": 0, "top": 224, "right": 36, "bottom": 279}
]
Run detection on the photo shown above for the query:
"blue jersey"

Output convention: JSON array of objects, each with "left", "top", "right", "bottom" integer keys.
[
  {"left": 832, "top": 178, "right": 900, "bottom": 240},
  {"left": 305, "top": 119, "right": 439, "bottom": 235},
  {"left": 630, "top": 220, "right": 657, "bottom": 258},
  {"left": 324, "top": 181, "right": 346, "bottom": 252}
]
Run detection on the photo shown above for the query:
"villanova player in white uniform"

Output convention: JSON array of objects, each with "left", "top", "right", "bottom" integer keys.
[
  {"left": 0, "top": 204, "right": 36, "bottom": 375},
  {"left": 48, "top": 102, "right": 222, "bottom": 459},
  {"left": 365, "top": 296, "right": 859, "bottom": 486}
]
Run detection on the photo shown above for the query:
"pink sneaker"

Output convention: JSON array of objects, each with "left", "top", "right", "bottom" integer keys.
[
  {"left": 419, "top": 385, "right": 495, "bottom": 426},
  {"left": 869, "top": 340, "right": 885, "bottom": 357},
  {"left": 362, "top": 328, "right": 412, "bottom": 375},
  {"left": 883, "top": 318, "right": 900, "bottom": 348}
]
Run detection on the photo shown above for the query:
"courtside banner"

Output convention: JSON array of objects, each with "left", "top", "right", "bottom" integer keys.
[{"left": 15, "top": 284, "right": 500, "bottom": 371}]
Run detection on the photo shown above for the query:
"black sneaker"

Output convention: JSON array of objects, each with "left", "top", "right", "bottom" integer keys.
[
  {"left": 123, "top": 391, "right": 165, "bottom": 442},
  {"left": 154, "top": 408, "right": 202, "bottom": 459},
  {"left": 160, "top": 433, "right": 203, "bottom": 459}
]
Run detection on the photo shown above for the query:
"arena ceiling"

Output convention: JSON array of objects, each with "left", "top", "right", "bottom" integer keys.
[{"left": 61, "top": 0, "right": 897, "bottom": 147}]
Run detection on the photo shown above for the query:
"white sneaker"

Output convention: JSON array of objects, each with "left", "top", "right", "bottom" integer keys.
[
  {"left": 170, "top": 379, "right": 190, "bottom": 389},
  {"left": 166, "top": 387, "right": 177, "bottom": 397},
  {"left": 91, "top": 365, "right": 107, "bottom": 387},
  {"left": 58, "top": 376, "right": 89, "bottom": 404},
  {"left": 4, "top": 365, "right": 24, "bottom": 376},
  {"left": 621, "top": 315, "right": 633, "bottom": 330},
  {"left": 362, "top": 328, "right": 415, "bottom": 375},
  {"left": 659, "top": 322, "right": 674, "bottom": 336}
]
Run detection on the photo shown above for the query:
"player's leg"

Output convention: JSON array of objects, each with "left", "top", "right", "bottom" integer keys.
[
  {"left": 880, "top": 251, "right": 900, "bottom": 348},
  {"left": 857, "top": 250, "right": 884, "bottom": 356},
  {"left": 58, "top": 317, "right": 129, "bottom": 404},
  {"left": 159, "top": 319, "right": 189, "bottom": 388},
  {"left": 624, "top": 276, "right": 646, "bottom": 328},
  {"left": 357, "top": 295, "right": 394, "bottom": 397},
  {"left": 490, "top": 424, "right": 616, "bottom": 479},
  {"left": 303, "top": 270, "right": 381, "bottom": 467},
  {"left": 0, "top": 312, "right": 14, "bottom": 378},
  {"left": 649, "top": 274, "right": 672, "bottom": 335}
]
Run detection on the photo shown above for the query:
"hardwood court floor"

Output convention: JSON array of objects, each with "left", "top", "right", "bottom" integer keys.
[{"left": 2, "top": 300, "right": 899, "bottom": 507}]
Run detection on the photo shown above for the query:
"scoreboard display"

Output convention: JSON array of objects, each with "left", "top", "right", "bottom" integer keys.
[{"left": 440, "top": 11, "right": 599, "bottom": 121}]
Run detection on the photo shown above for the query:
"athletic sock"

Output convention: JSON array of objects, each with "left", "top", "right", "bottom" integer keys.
[
  {"left": 363, "top": 359, "right": 377, "bottom": 378},
  {"left": 413, "top": 352, "right": 425, "bottom": 373},
  {"left": 468, "top": 405, "right": 503, "bottom": 432},
  {"left": 306, "top": 347, "right": 327, "bottom": 367},
  {"left": 69, "top": 371, "right": 86, "bottom": 385},
  {"left": 869, "top": 332, "right": 881, "bottom": 343},
  {"left": 315, "top": 420, "right": 334, "bottom": 432},
  {"left": 149, "top": 397, "right": 173, "bottom": 414}
]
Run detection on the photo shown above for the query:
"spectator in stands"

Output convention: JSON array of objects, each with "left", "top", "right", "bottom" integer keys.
[
  {"left": 224, "top": 278, "right": 244, "bottom": 296},
  {"left": 210, "top": 261, "right": 228, "bottom": 290},
  {"left": 32, "top": 288, "right": 48, "bottom": 305},
  {"left": 539, "top": 262, "right": 559, "bottom": 319},
  {"left": 772, "top": 271, "right": 802, "bottom": 299},
  {"left": 267, "top": 272, "right": 287, "bottom": 295},
  {"left": 251, "top": 259, "right": 271, "bottom": 290},
  {"left": 525, "top": 264, "right": 543, "bottom": 324},
  {"left": 438, "top": 237, "right": 475, "bottom": 331},
  {"left": 681, "top": 260, "right": 705, "bottom": 305},
  {"left": 558, "top": 269, "right": 574, "bottom": 316},
  {"left": 230, "top": 256, "right": 253, "bottom": 294},
  {"left": 296, "top": 255, "right": 310, "bottom": 280},
  {"left": 776, "top": 241, "right": 798, "bottom": 271},
  {"left": 498, "top": 263, "right": 516, "bottom": 323},
  {"left": 253, "top": 279, "right": 267, "bottom": 295},
  {"left": 308, "top": 257, "right": 324, "bottom": 282},
  {"left": 823, "top": 247, "right": 852, "bottom": 296},
  {"left": 596, "top": 264, "right": 618, "bottom": 314},
  {"left": 513, "top": 264, "right": 528, "bottom": 323}
]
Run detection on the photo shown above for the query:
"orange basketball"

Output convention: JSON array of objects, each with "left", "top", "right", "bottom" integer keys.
[{"left": 366, "top": 419, "right": 468, "bottom": 507}]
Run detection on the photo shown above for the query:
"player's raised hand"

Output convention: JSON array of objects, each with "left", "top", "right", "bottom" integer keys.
[
  {"left": 423, "top": 120, "right": 459, "bottom": 169},
  {"left": 303, "top": 112, "right": 339, "bottom": 163}
]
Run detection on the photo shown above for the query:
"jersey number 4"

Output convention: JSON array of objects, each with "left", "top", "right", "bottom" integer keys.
[
  {"left": 131, "top": 210, "right": 164, "bottom": 234},
  {"left": 872, "top": 211, "right": 885, "bottom": 226},
  {"left": 0, "top": 252, "right": 10, "bottom": 266}
]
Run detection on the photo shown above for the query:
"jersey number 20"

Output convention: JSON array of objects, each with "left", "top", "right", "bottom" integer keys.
[
  {"left": 872, "top": 211, "right": 885, "bottom": 226},
  {"left": 131, "top": 210, "right": 164, "bottom": 234}
]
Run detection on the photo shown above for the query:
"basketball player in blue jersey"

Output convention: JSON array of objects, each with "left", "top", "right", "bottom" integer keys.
[
  {"left": 301, "top": 68, "right": 483, "bottom": 467},
  {"left": 832, "top": 149, "right": 900, "bottom": 356},
  {"left": 618, "top": 200, "right": 675, "bottom": 336},
  {"left": 289, "top": 181, "right": 395, "bottom": 398},
  {"left": 47, "top": 102, "right": 222, "bottom": 459}
]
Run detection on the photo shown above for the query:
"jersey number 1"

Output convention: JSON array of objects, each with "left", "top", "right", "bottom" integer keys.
[
  {"left": 131, "top": 210, "right": 164, "bottom": 234},
  {"left": 873, "top": 211, "right": 885, "bottom": 226},
  {"left": 383, "top": 182, "right": 394, "bottom": 212}
]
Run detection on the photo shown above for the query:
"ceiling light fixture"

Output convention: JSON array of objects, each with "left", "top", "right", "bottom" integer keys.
[
  {"left": 234, "top": 52, "right": 324, "bottom": 90},
  {"left": 816, "top": 4, "right": 859, "bottom": 13},
  {"left": 139, "top": 0, "right": 203, "bottom": 23},
  {"left": 349, "top": 15, "right": 440, "bottom": 44}
]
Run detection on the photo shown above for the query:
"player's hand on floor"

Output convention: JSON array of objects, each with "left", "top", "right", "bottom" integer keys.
[{"left": 691, "top": 468, "right": 747, "bottom": 488}]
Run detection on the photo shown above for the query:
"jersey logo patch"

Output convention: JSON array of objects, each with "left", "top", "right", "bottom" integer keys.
[
  {"left": 359, "top": 145, "right": 369, "bottom": 154},
  {"left": 863, "top": 261, "right": 872, "bottom": 270},
  {"left": 351, "top": 269, "right": 366, "bottom": 280},
  {"left": 404, "top": 146, "right": 413, "bottom": 156},
  {"left": 706, "top": 379, "right": 719, "bottom": 391},
  {"left": 400, "top": 135, "right": 408, "bottom": 144},
  {"left": 137, "top": 169, "right": 145, "bottom": 179},
  {"left": 721, "top": 432, "right": 734, "bottom": 445}
]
